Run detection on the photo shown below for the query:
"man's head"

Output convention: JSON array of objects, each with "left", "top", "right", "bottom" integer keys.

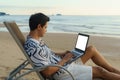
[{"left": 29, "top": 13, "right": 50, "bottom": 31}]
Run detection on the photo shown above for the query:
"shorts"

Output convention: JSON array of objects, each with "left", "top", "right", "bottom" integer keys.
[{"left": 53, "top": 59, "right": 92, "bottom": 80}]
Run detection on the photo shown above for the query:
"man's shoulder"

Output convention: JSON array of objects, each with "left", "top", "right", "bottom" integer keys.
[
  {"left": 24, "top": 38, "right": 39, "bottom": 48},
  {"left": 25, "top": 38, "right": 36, "bottom": 44}
]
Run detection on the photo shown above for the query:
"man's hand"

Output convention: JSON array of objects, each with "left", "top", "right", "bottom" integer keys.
[{"left": 62, "top": 52, "right": 74, "bottom": 63}]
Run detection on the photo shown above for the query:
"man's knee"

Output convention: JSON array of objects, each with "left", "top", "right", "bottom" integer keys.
[
  {"left": 87, "top": 45, "right": 96, "bottom": 52},
  {"left": 93, "top": 66, "right": 108, "bottom": 78}
]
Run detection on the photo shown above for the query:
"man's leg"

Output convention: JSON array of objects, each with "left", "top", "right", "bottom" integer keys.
[
  {"left": 81, "top": 45, "right": 120, "bottom": 74},
  {"left": 92, "top": 66, "right": 120, "bottom": 80}
]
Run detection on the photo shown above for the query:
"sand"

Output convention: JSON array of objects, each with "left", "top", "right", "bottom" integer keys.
[{"left": 0, "top": 31, "right": 120, "bottom": 80}]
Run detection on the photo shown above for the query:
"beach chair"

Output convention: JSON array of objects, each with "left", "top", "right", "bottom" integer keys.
[{"left": 3, "top": 21, "right": 75, "bottom": 80}]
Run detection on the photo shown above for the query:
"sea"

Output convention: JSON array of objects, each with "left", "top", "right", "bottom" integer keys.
[{"left": 0, "top": 15, "right": 120, "bottom": 37}]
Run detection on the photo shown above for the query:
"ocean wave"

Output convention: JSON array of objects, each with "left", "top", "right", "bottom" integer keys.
[{"left": 1, "top": 15, "right": 120, "bottom": 36}]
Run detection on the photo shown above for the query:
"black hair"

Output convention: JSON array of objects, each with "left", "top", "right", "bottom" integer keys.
[{"left": 29, "top": 13, "right": 50, "bottom": 31}]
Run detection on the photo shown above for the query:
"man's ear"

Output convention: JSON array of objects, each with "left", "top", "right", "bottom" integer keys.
[{"left": 37, "top": 24, "right": 42, "bottom": 30}]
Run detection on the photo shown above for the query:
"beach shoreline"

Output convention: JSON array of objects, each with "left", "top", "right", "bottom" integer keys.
[
  {"left": 0, "top": 31, "right": 120, "bottom": 80},
  {"left": 1, "top": 22, "right": 120, "bottom": 38}
]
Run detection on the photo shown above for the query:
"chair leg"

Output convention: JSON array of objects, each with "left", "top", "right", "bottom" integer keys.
[{"left": 7, "top": 60, "right": 30, "bottom": 80}]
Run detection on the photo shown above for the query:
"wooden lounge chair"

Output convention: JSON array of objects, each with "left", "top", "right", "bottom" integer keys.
[{"left": 3, "top": 21, "right": 75, "bottom": 80}]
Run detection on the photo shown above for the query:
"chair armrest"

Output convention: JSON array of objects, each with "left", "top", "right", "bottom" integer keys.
[{"left": 15, "top": 64, "right": 75, "bottom": 80}]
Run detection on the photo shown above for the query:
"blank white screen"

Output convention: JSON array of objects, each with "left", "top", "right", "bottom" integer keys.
[{"left": 75, "top": 35, "right": 88, "bottom": 51}]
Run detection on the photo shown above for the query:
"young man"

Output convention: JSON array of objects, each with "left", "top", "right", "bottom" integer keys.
[{"left": 24, "top": 13, "right": 120, "bottom": 80}]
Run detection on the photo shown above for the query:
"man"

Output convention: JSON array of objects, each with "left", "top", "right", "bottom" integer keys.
[{"left": 24, "top": 12, "right": 120, "bottom": 80}]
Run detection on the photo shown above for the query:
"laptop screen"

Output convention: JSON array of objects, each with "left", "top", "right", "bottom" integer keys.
[{"left": 75, "top": 33, "right": 89, "bottom": 51}]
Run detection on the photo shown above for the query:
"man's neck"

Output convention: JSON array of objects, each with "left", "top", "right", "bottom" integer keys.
[{"left": 29, "top": 31, "right": 40, "bottom": 41}]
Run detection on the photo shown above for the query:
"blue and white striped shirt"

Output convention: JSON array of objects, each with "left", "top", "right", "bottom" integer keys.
[{"left": 24, "top": 36, "right": 62, "bottom": 67}]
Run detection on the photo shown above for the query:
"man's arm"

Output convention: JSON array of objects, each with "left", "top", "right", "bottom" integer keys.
[
  {"left": 54, "top": 50, "right": 71, "bottom": 58},
  {"left": 41, "top": 52, "right": 74, "bottom": 78}
]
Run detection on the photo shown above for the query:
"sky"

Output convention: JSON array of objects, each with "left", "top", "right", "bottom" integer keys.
[{"left": 0, "top": 0, "right": 120, "bottom": 15}]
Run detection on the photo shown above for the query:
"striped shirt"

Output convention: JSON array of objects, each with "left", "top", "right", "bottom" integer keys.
[{"left": 24, "top": 36, "right": 62, "bottom": 67}]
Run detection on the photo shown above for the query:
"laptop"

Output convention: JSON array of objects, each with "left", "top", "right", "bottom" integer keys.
[{"left": 67, "top": 33, "right": 89, "bottom": 64}]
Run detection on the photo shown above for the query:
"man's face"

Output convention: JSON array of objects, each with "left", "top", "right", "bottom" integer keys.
[{"left": 38, "top": 22, "right": 48, "bottom": 37}]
